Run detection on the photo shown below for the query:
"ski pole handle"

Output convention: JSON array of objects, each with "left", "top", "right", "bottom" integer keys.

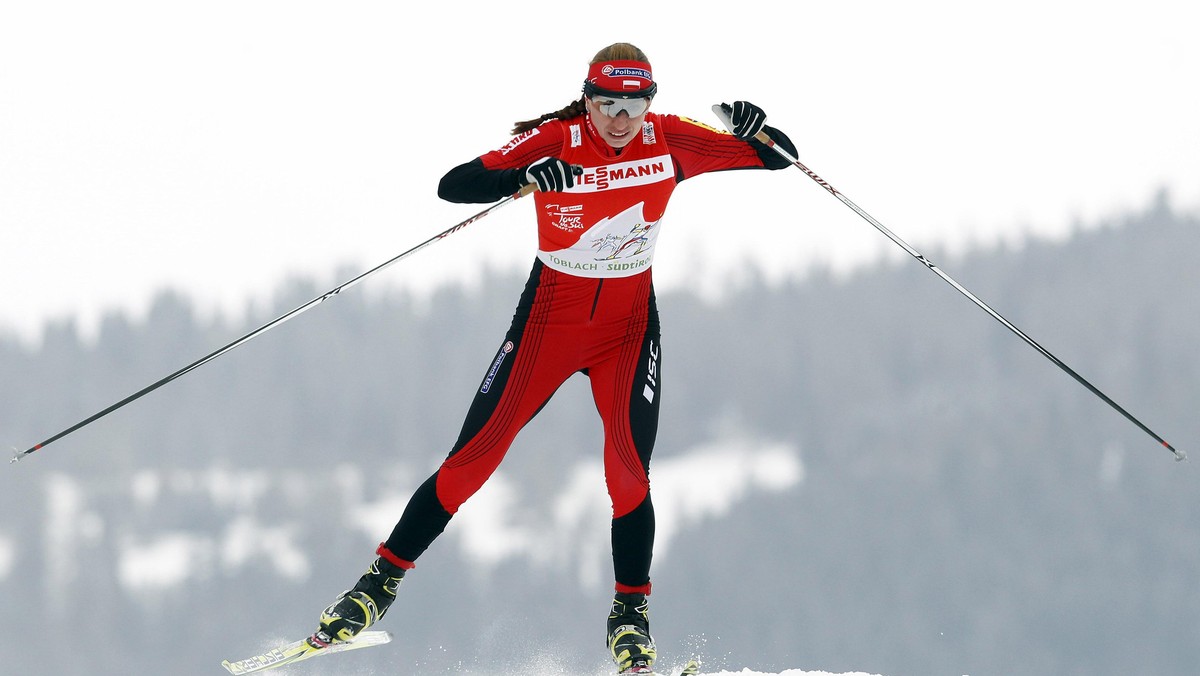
[{"left": 710, "top": 103, "right": 786, "bottom": 153}]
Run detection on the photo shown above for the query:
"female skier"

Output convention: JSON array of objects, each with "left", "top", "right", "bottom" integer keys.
[{"left": 314, "top": 42, "right": 797, "bottom": 674}]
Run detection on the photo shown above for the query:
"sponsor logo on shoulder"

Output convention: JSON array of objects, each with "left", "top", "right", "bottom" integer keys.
[
  {"left": 678, "top": 116, "right": 725, "bottom": 134},
  {"left": 500, "top": 128, "right": 540, "bottom": 156}
]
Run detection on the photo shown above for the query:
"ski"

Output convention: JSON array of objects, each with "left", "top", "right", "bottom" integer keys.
[{"left": 221, "top": 630, "right": 392, "bottom": 674}]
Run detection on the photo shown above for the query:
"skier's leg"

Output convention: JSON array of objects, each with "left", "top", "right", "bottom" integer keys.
[
  {"left": 318, "top": 262, "right": 573, "bottom": 640},
  {"left": 318, "top": 337, "right": 565, "bottom": 644},
  {"left": 591, "top": 324, "right": 660, "bottom": 672},
  {"left": 593, "top": 328, "right": 660, "bottom": 589}
]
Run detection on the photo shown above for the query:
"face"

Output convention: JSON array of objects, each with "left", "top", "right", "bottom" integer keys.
[{"left": 585, "top": 96, "right": 651, "bottom": 148}]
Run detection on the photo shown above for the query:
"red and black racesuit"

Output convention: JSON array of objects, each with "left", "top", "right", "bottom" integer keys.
[{"left": 376, "top": 111, "right": 796, "bottom": 594}]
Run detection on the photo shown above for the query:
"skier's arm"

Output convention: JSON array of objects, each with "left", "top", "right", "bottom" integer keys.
[
  {"left": 726, "top": 100, "right": 797, "bottom": 170},
  {"left": 439, "top": 122, "right": 570, "bottom": 204},
  {"left": 437, "top": 155, "right": 578, "bottom": 203},
  {"left": 663, "top": 102, "right": 798, "bottom": 180},
  {"left": 437, "top": 158, "right": 524, "bottom": 204}
]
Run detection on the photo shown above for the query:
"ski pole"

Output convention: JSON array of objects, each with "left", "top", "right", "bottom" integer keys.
[
  {"left": 12, "top": 182, "right": 541, "bottom": 464},
  {"left": 711, "top": 103, "right": 1184, "bottom": 461}
]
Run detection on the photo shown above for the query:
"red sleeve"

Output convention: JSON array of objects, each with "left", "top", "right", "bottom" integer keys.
[
  {"left": 478, "top": 122, "right": 569, "bottom": 171},
  {"left": 658, "top": 113, "right": 767, "bottom": 180}
]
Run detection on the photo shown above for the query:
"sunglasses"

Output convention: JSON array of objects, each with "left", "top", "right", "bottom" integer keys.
[
  {"left": 589, "top": 95, "right": 652, "bottom": 118},
  {"left": 583, "top": 80, "right": 657, "bottom": 118}
]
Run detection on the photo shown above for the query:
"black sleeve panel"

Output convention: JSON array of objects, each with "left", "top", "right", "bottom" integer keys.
[
  {"left": 438, "top": 158, "right": 525, "bottom": 204},
  {"left": 749, "top": 125, "right": 799, "bottom": 170}
]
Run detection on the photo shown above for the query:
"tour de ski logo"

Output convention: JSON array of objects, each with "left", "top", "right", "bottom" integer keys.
[{"left": 546, "top": 204, "right": 586, "bottom": 232}]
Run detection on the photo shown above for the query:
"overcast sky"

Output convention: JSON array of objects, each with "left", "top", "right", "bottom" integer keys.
[{"left": 2, "top": 1, "right": 1197, "bottom": 344}]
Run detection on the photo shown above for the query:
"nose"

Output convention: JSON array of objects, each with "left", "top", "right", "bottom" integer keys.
[{"left": 609, "top": 110, "right": 632, "bottom": 127}]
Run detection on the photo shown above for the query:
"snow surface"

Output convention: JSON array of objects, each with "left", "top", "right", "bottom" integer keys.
[
  {"left": 447, "top": 666, "right": 881, "bottom": 676},
  {"left": 266, "top": 663, "right": 881, "bottom": 676},
  {"left": 704, "top": 671, "right": 879, "bottom": 676},
  {"left": 314, "top": 660, "right": 883, "bottom": 676},
  {"left": 391, "top": 648, "right": 883, "bottom": 676}
]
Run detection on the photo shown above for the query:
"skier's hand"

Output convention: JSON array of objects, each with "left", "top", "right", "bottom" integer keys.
[
  {"left": 728, "top": 101, "right": 767, "bottom": 139},
  {"left": 521, "top": 156, "right": 578, "bottom": 193}
]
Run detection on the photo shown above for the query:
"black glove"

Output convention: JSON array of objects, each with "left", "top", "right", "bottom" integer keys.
[
  {"left": 729, "top": 101, "right": 767, "bottom": 139},
  {"left": 521, "top": 156, "right": 577, "bottom": 193}
]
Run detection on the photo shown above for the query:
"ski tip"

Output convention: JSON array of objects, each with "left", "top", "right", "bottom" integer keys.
[{"left": 678, "top": 657, "right": 702, "bottom": 676}]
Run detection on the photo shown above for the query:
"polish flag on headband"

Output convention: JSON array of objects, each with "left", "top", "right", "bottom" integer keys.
[{"left": 586, "top": 60, "right": 654, "bottom": 93}]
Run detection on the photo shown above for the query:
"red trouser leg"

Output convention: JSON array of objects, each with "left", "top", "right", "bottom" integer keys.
[{"left": 591, "top": 320, "right": 660, "bottom": 593}]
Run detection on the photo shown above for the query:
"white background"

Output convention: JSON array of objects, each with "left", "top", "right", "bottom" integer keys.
[{"left": 3, "top": 1, "right": 1196, "bottom": 343}]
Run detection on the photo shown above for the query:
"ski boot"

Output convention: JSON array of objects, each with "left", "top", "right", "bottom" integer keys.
[
  {"left": 315, "top": 556, "right": 405, "bottom": 644},
  {"left": 607, "top": 591, "right": 657, "bottom": 674}
]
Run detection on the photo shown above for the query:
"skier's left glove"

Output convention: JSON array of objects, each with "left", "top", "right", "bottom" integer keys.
[
  {"left": 520, "top": 156, "right": 577, "bottom": 193},
  {"left": 728, "top": 101, "right": 767, "bottom": 139}
]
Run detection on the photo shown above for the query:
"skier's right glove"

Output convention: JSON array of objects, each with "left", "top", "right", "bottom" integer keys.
[
  {"left": 728, "top": 101, "right": 767, "bottom": 139},
  {"left": 521, "top": 156, "right": 577, "bottom": 193}
]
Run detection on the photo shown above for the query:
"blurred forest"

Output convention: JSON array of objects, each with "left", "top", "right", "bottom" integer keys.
[{"left": 0, "top": 193, "right": 1197, "bottom": 676}]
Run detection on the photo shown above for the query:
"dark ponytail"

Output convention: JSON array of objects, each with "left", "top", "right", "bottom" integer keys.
[{"left": 511, "top": 97, "right": 588, "bottom": 135}]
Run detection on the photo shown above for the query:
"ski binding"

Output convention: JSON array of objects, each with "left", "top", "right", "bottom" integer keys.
[{"left": 626, "top": 657, "right": 700, "bottom": 676}]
